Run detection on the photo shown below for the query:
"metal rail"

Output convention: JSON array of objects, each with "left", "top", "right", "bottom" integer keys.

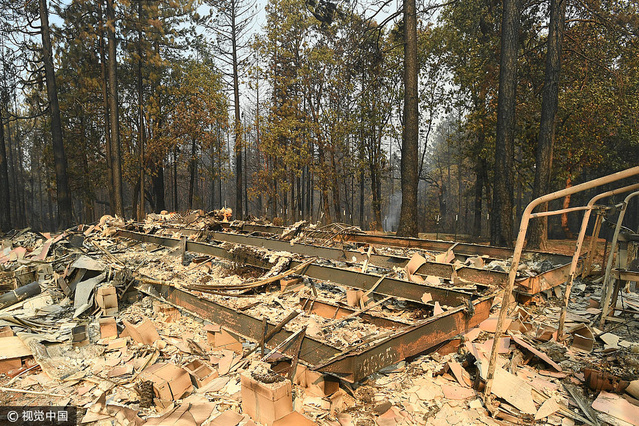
[
  {"left": 137, "top": 282, "right": 493, "bottom": 382},
  {"left": 232, "top": 224, "right": 573, "bottom": 263},
  {"left": 129, "top": 225, "right": 573, "bottom": 295},
  {"left": 115, "top": 229, "right": 481, "bottom": 307}
]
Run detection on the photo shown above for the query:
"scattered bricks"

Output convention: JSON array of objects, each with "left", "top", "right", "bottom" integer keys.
[
  {"left": 304, "top": 370, "right": 339, "bottom": 397},
  {"left": 184, "top": 359, "right": 218, "bottom": 388},
  {"left": 99, "top": 317, "right": 118, "bottom": 339},
  {"left": 96, "top": 285, "right": 118, "bottom": 315},
  {"left": 72, "top": 325, "right": 89, "bottom": 347},
  {"left": 122, "top": 318, "right": 160, "bottom": 345},
  {"left": 140, "top": 362, "right": 193, "bottom": 408},
  {"left": 241, "top": 372, "right": 293, "bottom": 425},
  {"left": 204, "top": 324, "right": 242, "bottom": 354}
]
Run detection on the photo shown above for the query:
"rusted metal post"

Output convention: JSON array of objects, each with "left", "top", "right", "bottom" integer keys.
[
  {"left": 558, "top": 184, "right": 639, "bottom": 339},
  {"left": 484, "top": 166, "right": 639, "bottom": 398},
  {"left": 600, "top": 190, "right": 639, "bottom": 326}
]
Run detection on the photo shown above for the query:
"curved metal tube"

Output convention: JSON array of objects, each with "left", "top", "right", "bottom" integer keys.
[
  {"left": 599, "top": 189, "right": 639, "bottom": 325},
  {"left": 484, "top": 166, "right": 639, "bottom": 398}
]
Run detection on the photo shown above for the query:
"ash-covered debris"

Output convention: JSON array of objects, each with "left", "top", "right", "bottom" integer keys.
[{"left": 0, "top": 213, "right": 637, "bottom": 425}]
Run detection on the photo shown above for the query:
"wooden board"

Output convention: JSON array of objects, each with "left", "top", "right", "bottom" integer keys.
[{"left": 0, "top": 336, "right": 32, "bottom": 360}]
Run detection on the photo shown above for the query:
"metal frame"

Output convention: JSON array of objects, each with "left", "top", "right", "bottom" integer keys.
[
  {"left": 599, "top": 190, "right": 639, "bottom": 324},
  {"left": 116, "top": 229, "right": 481, "bottom": 307},
  {"left": 129, "top": 224, "right": 574, "bottom": 296},
  {"left": 137, "top": 282, "right": 493, "bottom": 382},
  {"left": 484, "top": 166, "right": 639, "bottom": 397},
  {"left": 232, "top": 223, "right": 574, "bottom": 263}
]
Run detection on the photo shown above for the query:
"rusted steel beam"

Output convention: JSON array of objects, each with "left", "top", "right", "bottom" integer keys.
[
  {"left": 137, "top": 282, "right": 340, "bottom": 366},
  {"left": 141, "top": 225, "right": 513, "bottom": 288},
  {"left": 133, "top": 224, "right": 576, "bottom": 293},
  {"left": 233, "top": 224, "right": 573, "bottom": 263},
  {"left": 116, "top": 229, "right": 480, "bottom": 307},
  {"left": 298, "top": 297, "right": 411, "bottom": 328},
  {"left": 205, "top": 231, "right": 407, "bottom": 270},
  {"left": 137, "top": 282, "right": 493, "bottom": 383},
  {"left": 315, "top": 295, "right": 494, "bottom": 381},
  {"left": 515, "top": 262, "right": 573, "bottom": 295},
  {"left": 286, "top": 261, "right": 476, "bottom": 307}
]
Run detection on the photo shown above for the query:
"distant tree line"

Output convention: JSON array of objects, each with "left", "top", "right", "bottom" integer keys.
[{"left": 0, "top": 0, "right": 637, "bottom": 247}]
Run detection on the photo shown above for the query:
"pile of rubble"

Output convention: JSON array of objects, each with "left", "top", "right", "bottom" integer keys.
[{"left": 0, "top": 214, "right": 638, "bottom": 425}]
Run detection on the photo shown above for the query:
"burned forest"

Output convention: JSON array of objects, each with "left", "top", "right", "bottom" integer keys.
[{"left": 0, "top": 0, "right": 639, "bottom": 425}]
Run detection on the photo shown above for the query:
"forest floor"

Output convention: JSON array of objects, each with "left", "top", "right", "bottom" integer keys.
[{"left": 0, "top": 215, "right": 637, "bottom": 425}]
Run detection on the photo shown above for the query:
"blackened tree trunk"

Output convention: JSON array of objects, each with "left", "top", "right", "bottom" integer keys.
[
  {"left": 396, "top": 0, "right": 419, "bottom": 237},
  {"left": 0, "top": 114, "right": 10, "bottom": 231},
  {"left": 188, "top": 138, "right": 197, "bottom": 209},
  {"left": 137, "top": 0, "right": 146, "bottom": 220},
  {"left": 231, "top": 9, "right": 243, "bottom": 219},
  {"left": 151, "top": 162, "right": 165, "bottom": 212},
  {"left": 490, "top": 0, "right": 520, "bottom": 247},
  {"left": 528, "top": 0, "right": 566, "bottom": 249},
  {"left": 473, "top": 156, "right": 487, "bottom": 237},
  {"left": 106, "top": 0, "right": 124, "bottom": 218},
  {"left": 97, "top": 0, "right": 114, "bottom": 213},
  {"left": 39, "top": 0, "right": 73, "bottom": 229}
]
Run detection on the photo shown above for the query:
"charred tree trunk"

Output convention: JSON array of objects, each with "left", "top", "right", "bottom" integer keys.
[
  {"left": 151, "top": 161, "right": 165, "bottom": 213},
  {"left": 231, "top": 9, "right": 243, "bottom": 219},
  {"left": 106, "top": 0, "right": 124, "bottom": 218},
  {"left": 0, "top": 114, "right": 11, "bottom": 231},
  {"left": 97, "top": 0, "right": 114, "bottom": 213},
  {"left": 396, "top": 0, "right": 419, "bottom": 237},
  {"left": 528, "top": 0, "right": 566, "bottom": 249},
  {"left": 188, "top": 138, "right": 197, "bottom": 210},
  {"left": 490, "top": 0, "right": 520, "bottom": 247},
  {"left": 137, "top": 0, "right": 146, "bottom": 220},
  {"left": 473, "top": 156, "right": 487, "bottom": 237},
  {"left": 39, "top": 0, "right": 73, "bottom": 229}
]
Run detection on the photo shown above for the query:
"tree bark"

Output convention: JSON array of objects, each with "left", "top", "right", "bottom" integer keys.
[
  {"left": 188, "top": 138, "right": 197, "bottom": 209},
  {"left": 231, "top": 3, "right": 243, "bottom": 219},
  {"left": 39, "top": 0, "right": 73, "bottom": 229},
  {"left": 97, "top": 0, "right": 114, "bottom": 213},
  {"left": 473, "top": 156, "right": 487, "bottom": 237},
  {"left": 396, "top": 0, "right": 419, "bottom": 237},
  {"left": 0, "top": 114, "right": 11, "bottom": 231},
  {"left": 528, "top": 0, "right": 566, "bottom": 249},
  {"left": 106, "top": 0, "right": 124, "bottom": 218},
  {"left": 490, "top": 0, "right": 520, "bottom": 247},
  {"left": 151, "top": 161, "right": 166, "bottom": 212},
  {"left": 137, "top": 0, "right": 146, "bottom": 220}
]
